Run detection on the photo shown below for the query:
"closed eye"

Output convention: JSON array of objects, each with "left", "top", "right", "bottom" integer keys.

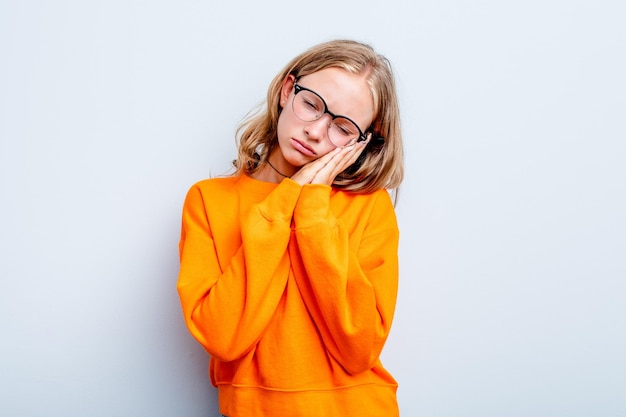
[
  {"left": 303, "top": 98, "right": 319, "bottom": 111},
  {"left": 333, "top": 119, "right": 357, "bottom": 136}
]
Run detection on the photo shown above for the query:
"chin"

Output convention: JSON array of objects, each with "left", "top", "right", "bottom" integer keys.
[{"left": 283, "top": 151, "right": 313, "bottom": 167}]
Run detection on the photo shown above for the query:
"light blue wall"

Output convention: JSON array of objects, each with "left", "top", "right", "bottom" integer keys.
[{"left": 1, "top": 1, "right": 624, "bottom": 416}]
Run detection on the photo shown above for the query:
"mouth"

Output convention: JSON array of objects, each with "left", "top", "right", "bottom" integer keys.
[{"left": 291, "top": 138, "right": 317, "bottom": 156}]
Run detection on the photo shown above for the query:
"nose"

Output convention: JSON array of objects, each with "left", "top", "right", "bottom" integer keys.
[{"left": 304, "top": 114, "right": 331, "bottom": 142}]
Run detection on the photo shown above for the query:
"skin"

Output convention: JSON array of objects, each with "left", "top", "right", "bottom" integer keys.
[{"left": 254, "top": 67, "right": 374, "bottom": 186}]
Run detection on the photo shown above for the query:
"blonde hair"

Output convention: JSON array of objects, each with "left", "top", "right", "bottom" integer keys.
[{"left": 234, "top": 39, "right": 404, "bottom": 193}]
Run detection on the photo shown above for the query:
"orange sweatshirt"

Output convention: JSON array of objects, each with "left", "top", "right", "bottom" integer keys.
[{"left": 177, "top": 174, "right": 400, "bottom": 417}]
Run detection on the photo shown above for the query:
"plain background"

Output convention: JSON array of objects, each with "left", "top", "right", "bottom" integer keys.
[{"left": 1, "top": 0, "right": 624, "bottom": 416}]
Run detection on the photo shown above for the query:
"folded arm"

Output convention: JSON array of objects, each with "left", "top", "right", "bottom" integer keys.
[
  {"left": 177, "top": 179, "right": 302, "bottom": 361},
  {"left": 292, "top": 185, "right": 399, "bottom": 374}
]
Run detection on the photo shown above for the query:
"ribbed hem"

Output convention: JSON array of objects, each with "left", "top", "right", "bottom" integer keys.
[{"left": 217, "top": 383, "right": 398, "bottom": 417}]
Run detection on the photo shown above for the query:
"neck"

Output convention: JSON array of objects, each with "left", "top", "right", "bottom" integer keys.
[
  {"left": 251, "top": 152, "right": 296, "bottom": 184},
  {"left": 267, "top": 159, "right": 290, "bottom": 178}
]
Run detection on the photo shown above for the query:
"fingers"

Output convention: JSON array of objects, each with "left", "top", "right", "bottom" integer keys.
[
  {"left": 331, "top": 138, "right": 369, "bottom": 169},
  {"left": 311, "top": 139, "right": 369, "bottom": 185},
  {"left": 291, "top": 147, "right": 344, "bottom": 185},
  {"left": 292, "top": 137, "right": 370, "bottom": 186}
]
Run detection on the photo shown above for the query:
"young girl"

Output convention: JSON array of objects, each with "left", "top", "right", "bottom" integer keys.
[{"left": 177, "top": 39, "right": 404, "bottom": 417}]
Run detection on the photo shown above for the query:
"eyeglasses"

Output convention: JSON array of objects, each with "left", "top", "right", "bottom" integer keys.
[{"left": 292, "top": 83, "right": 368, "bottom": 146}]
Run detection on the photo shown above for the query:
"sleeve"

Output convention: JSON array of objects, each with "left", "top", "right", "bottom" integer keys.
[
  {"left": 292, "top": 185, "right": 399, "bottom": 375},
  {"left": 177, "top": 179, "right": 302, "bottom": 362}
]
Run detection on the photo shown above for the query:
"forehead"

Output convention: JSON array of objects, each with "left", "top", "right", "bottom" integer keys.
[{"left": 298, "top": 67, "right": 375, "bottom": 127}]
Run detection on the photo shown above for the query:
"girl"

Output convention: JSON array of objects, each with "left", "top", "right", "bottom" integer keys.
[{"left": 177, "top": 39, "right": 404, "bottom": 416}]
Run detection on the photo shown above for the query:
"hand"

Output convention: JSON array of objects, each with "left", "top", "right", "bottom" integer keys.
[{"left": 291, "top": 136, "right": 370, "bottom": 186}]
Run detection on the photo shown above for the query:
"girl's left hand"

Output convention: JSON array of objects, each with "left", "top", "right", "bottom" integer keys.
[{"left": 291, "top": 136, "right": 369, "bottom": 186}]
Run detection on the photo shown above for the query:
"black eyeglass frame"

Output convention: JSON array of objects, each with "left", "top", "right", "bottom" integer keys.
[{"left": 293, "top": 83, "right": 369, "bottom": 143}]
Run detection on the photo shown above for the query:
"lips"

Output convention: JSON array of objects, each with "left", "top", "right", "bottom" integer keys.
[{"left": 291, "top": 138, "right": 317, "bottom": 157}]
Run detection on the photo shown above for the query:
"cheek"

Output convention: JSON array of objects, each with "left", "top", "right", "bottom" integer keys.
[
  {"left": 276, "top": 109, "right": 337, "bottom": 159},
  {"left": 276, "top": 110, "right": 294, "bottom": 142},
  {"left": 316, "top": 142, "right": 338, "bottom": 157}
]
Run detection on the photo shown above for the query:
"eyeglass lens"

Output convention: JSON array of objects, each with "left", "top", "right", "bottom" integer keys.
[{"left": 292, "top": 88, "right": 361, "bottom": 146}]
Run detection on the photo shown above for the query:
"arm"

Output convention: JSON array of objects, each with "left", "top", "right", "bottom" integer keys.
[
  {"left": 177, "top": 179, "right": 301, "bottom": 361},
  {"left": 292, "top": 185, "right": 399, "bottom": 374}
]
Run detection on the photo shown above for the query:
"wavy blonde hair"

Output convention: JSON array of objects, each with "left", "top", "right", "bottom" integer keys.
[{"left": 234, "top": 39, "right": 403, "bottom": 193}]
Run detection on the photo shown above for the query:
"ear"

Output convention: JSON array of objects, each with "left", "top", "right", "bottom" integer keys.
[{"left": 279, "top": 74, "right": 296, "bottom": 108}]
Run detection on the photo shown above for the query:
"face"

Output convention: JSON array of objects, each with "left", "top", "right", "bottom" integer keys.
[{"left": 275, "top": 67, "right": 375, "bottom": 170}]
